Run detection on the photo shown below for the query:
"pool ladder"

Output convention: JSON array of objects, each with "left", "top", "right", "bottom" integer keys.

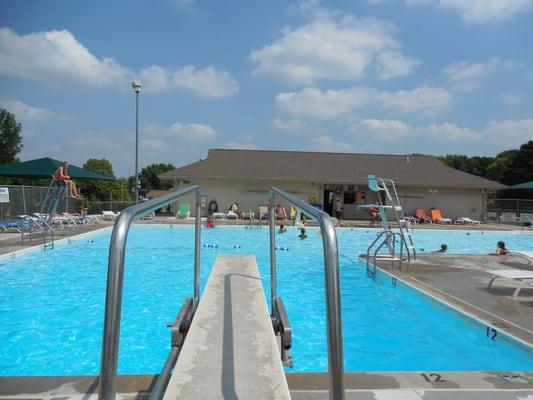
[{"left": 366, "top": 230, "right": 410, "bottom": 278}]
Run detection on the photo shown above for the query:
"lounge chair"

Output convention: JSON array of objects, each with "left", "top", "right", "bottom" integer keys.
[
  {"left": 176, "top": 203, "right": 190, "bottom": 219},
  {"left": 414, "top": 209, "right": 431, "bottom": 223},
  {"left": 500, "top": 212, "right": 520, "bottom": 224},
  {"left": 102, "top": 210, "right": 119, "bottom": 221},
  {"left": 258, "top": 206, "right": 268, "bottom": 220},
  {"left": 487, "top": 269, "right": 533, "bottom": 298},
  {"left": 227, "top": 211, "right": 239, "bottom": 222},
  {"left": 456, "top": 217, "right": 482, "bottom": 225},
  {"left": 212, "top": 212, "right": 227, "bottom": 220},
  {"left": 430, "top": 209, "right": 452, "bottom": 224}
]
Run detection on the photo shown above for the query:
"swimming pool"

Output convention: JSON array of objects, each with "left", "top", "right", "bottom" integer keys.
[{"left": 1, "top": 226, "right": 532, "bottom": 375}]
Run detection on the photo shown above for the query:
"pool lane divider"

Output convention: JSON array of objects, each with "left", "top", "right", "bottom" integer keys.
[{"left": 163, "top": 254, "right": 291, "bottom": 400}]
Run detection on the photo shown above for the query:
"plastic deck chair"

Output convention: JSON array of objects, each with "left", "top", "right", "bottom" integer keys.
[
  {"left": 176, "top": 203, "right": 190, "bottom": 219},
  {"left": 430, "top": 209, "right": 452, "bottom": 224}
]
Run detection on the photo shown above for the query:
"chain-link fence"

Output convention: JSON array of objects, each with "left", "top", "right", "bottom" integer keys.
[
  {"left": 0, "top": 185, "right": 81, "bottom": 220},
  {"left": 0, "top": 185, "right": 172, "bottom": 220},
  {"left": 487, "top": 198, "right": 533, "bottom": 216}
]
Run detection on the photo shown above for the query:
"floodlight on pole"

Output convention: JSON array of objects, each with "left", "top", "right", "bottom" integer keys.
[{"left": 132, "top": 80, "right": 141, "bottom": 204}]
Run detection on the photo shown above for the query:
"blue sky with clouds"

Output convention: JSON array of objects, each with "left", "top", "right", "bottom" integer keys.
[{"left": 1, "top": 0, "right": 532, "bottom": 177}]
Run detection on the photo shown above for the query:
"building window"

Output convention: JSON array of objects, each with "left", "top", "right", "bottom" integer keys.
[{"left": 344, "top": 192, "right": 356, "bottom": 204}]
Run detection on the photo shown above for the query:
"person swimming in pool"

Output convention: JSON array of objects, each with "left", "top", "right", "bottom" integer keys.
[
  {"left": 432, "top": 244, "right": 448, "bottom": 253},
  {"left": 491, "top": 240, "right": 508, "bottom": 256},
  {"left": 278, "top": 223, "right": 287, "bottom": 233},
  {"left": 298, "top": 228, "right": 308, "bottom": 240}
]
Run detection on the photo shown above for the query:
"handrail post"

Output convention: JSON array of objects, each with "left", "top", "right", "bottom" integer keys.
[
  {"left": 194, "top": 190, "right": 202, "bottom": 310},
  {"left": 268, "top": 191, "right": 277, "bottom": 317},
  {"left": 99, "top": 185, "right": 200, "bottom": 400},
  {"left": 320, "top": 214, "right": 344, "bottom": 400},
  {"left": 269, "top": 187, "right": 344, "bottom": 400}
]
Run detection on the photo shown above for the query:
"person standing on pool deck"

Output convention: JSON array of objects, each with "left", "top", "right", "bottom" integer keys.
[
  {"left": 334, "top": 198, "right": 343, "bottom": 226},
  {"left": 54, "top": 161, "right": 83, "bottom": 199}
]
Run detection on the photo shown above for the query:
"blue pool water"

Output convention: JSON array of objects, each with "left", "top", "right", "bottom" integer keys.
[{"left": 1, "top": 226, "right": 533, "bottom": 375}]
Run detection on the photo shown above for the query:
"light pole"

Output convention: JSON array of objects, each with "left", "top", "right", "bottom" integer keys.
[{"left": 132, "top": 80, "right": 141, "bottom": 204}]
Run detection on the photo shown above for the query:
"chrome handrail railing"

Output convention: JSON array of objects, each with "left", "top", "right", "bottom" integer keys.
[
  {"left": 99, "top": 185, "right": 202, "bottom": 400},
  {"left": 268, "top": 187, "right": 345, "bottom": 400}
]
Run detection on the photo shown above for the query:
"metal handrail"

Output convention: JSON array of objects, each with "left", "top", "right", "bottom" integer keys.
[
  {"left": 99, "top": 185, "right": 202, "bottom": 400},
  {"left": 268, "top": 187, "right": 345, "bottom": 400}
]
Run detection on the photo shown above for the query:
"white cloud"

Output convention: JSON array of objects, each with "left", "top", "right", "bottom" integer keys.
[
  {"left": 368, "top": 0, "right": 533, "bottom": 23},
  {"left": 272, "top": 118, "right": 305, "bottom": 131},
  {"left": 310, "top": 135, "right": 354, "bottom": 152},
  {"left": 418, "top": 122, "right": 481, "bottom": 141},
  {"left": 443, "top": 58, "right": 520, "bottom": 91},
  {"left": 144, "top": 122, "right": 217, "bottom": 141},
  {"left": 276, "top": 87, "right": 372, "bottom": 118},
  {"left": 221, "top": 142, "right": 260, "bottom": 150},
  {"left": 250, "top": 3, "right": 418, "bottom": 84},
  {"left": 0, "top": 27, "right": 238, "bottom": 98},
  {"left": 352, "top": 119, "right": 481, "bottom": 142},
  {"left": 140, "top": 139, "right": 167, "bottom": 152},
  {"left": 438, "top": 0, "right": 533, "bottom": 24},
  {"left": 140, "top": 65, "right": 239, "bottom": 98},
  {"left": 352, "top": 119, "right": 411, "bottom": 141},
  {"left": 0, "top": 100, "right": 70, "bottom": 123},
  {"left": 485, "top": 119, "right": 533, "bottom": 145},
  {"left": 499, "top": 93, "right": 523, "bottom": 107},
  {"left": 276, "top": 85, "right": 451, "bottom": 119},
  {"left": 238, "top": 133, "right": 255, "bottom": 142},
  {"left": 375, "top": 51, "right": 421, "bottom": 80},
  {"left": 0, "top": 27, "right": 129, "bottom": 88},
  {"left": 377, "top": 86, "right": 452, "bottom": 115}
]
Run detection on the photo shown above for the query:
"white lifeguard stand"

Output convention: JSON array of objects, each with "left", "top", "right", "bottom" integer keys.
[{"left": 359, "top": 175, "right": 416, "bottom": 276}]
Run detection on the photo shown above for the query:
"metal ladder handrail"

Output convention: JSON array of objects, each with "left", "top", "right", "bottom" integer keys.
[
  {"left": 366, "top": 230, "right": 410, "bottom": 276},
  {"left": 268, "top": 187, "right": 345, "bottom": 400},
  {"left": 99, "top": 185, "right": 202, "bottom": 400}
]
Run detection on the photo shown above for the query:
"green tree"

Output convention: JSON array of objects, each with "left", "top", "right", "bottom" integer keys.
[
  {"left": 138, "top": 163, "right": 176, "bottom": 191},
  {"left": 0, "top": 108, "right": 23, "bottom": 164},
  {"left": 438, "top": 155, "right": 494, "bottom": 178},
  {"left": 82, "top": 158, "right": 130, "bottom": 202}
]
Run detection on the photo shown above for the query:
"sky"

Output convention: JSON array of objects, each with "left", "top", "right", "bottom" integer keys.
[{"left": 1, "top": 0, "right": 532, "bottom": 177}]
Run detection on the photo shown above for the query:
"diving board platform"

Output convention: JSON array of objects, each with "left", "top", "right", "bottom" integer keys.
[{"left": 163, "top": 254, "right": 291, "bottom": 400}]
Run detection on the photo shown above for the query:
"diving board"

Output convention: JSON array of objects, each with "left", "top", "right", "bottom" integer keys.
[{"left": 163, "top": 254, "right": 290, "bottom": 400}]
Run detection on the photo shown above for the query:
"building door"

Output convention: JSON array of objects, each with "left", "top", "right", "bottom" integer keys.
[{"left": 323, "top": 190, "right": 333, "bottom": 216}]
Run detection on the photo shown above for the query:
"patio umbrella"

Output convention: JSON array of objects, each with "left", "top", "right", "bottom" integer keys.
[
  {"left": 510, "top": 181, "right": 533, "bottom": 190},
  {"left": 0, "top": 158, "right": 114, "bottom": 180}
]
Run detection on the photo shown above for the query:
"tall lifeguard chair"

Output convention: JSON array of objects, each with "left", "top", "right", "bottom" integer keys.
[{"left": 359, "top": 175, "right": 416, "bottom": 277}]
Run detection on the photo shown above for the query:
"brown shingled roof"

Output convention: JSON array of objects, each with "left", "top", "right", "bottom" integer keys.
[{"left": 159, "top": 149, "right": 506, "bottom": 189}]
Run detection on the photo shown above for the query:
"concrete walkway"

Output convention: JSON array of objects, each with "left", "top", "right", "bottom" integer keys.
[{"left": 163, "top": 254, "right": 291, "bottom": 400}]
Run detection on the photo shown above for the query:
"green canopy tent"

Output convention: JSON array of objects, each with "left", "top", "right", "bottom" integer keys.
[
  {"left": 510, "top": 181, "right": 533, "bottom": 190},
  {"left": 0, "top": 158, "right": 114, "bottom": 180}
]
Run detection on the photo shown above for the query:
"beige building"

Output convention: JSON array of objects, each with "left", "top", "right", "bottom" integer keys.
[{"left": 159, "top": 149, "right": 505, "bottom": 221}]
